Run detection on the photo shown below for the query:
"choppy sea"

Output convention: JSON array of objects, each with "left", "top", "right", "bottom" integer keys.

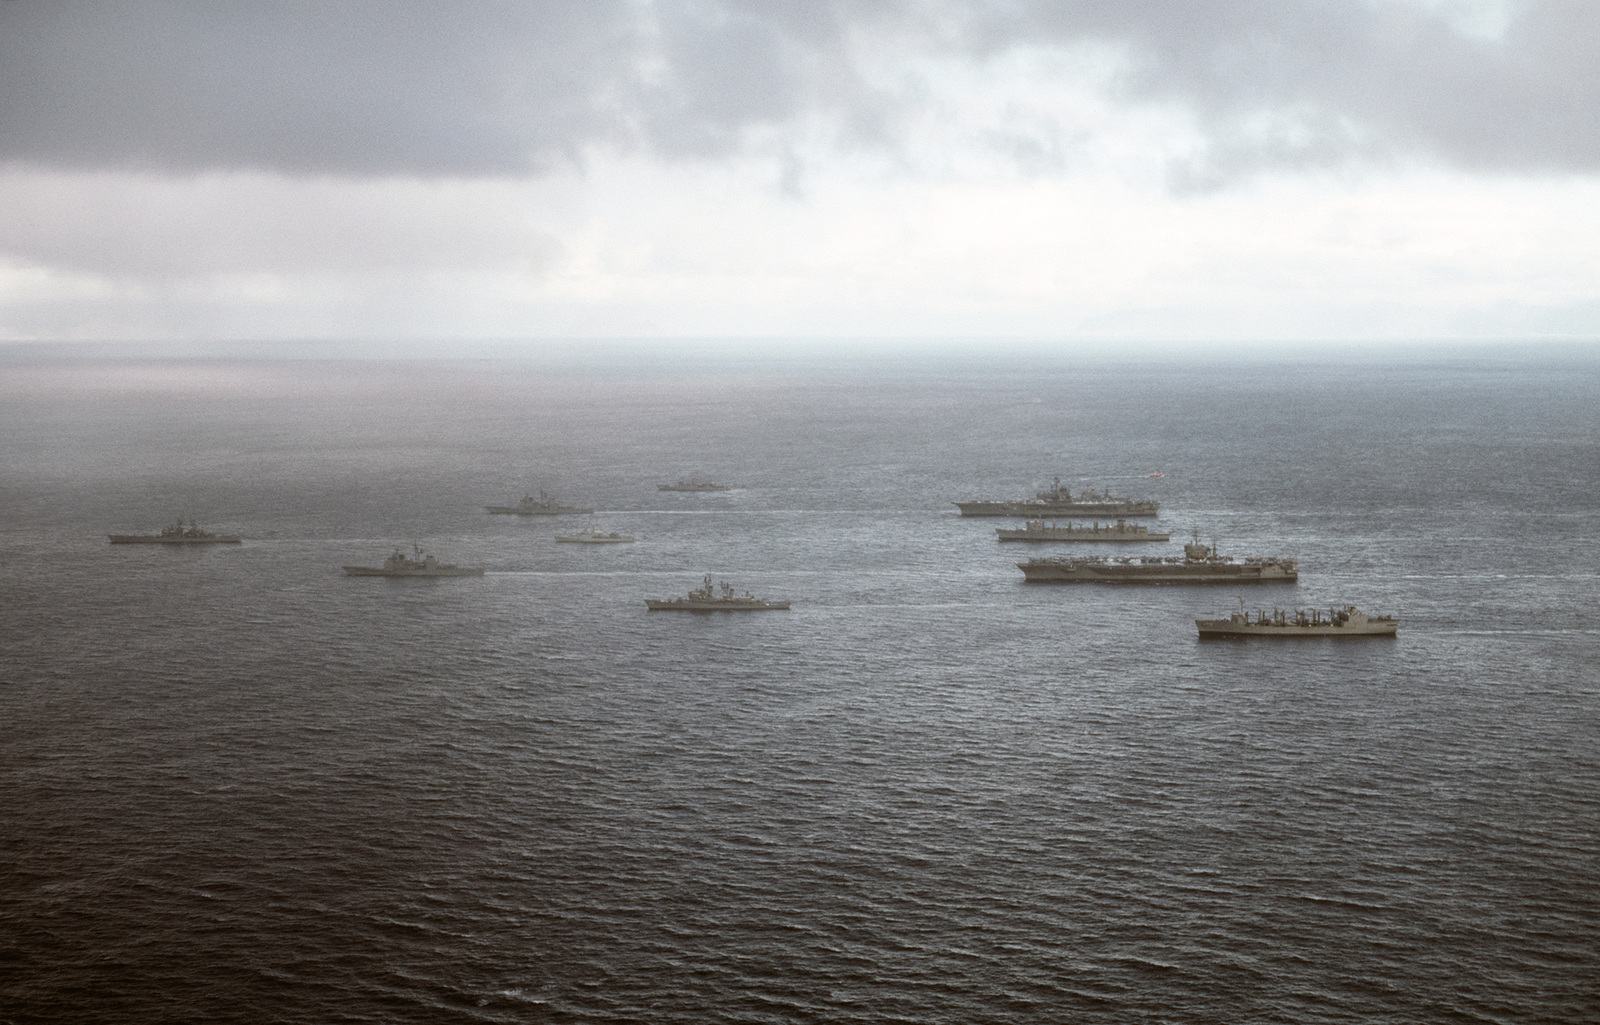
[{"left": 2, "top": 345, "right": 1597, "bottom": 1023}]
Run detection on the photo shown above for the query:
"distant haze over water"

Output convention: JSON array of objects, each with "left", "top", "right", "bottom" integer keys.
[{"left": 2, "top": 344, "right": 1596, "bottom": 1023}]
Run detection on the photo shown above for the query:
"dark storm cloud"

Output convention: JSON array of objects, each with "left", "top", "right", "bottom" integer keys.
[
  {"left": 2, "top": 1, "right": 1597, "bottom": 179},
  {"left": 962, "top": 0, "right": 1600, "bottom": 183}
]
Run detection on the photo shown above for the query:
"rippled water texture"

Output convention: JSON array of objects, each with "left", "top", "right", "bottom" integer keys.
[{"left": 2, "top": 348, "right": 1597, "bottom": 1023}]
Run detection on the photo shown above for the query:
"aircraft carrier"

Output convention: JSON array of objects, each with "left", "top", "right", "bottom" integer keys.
[
  {"left": 1018, "top": 536, "right": 1296, "bottom": 584},
  {"left": 957, "top": 477, "right": 1158, "bottom": 517}
]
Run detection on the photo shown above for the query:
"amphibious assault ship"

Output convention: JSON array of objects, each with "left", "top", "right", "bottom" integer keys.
[
  {"left": 1018, "top": 534, "right": 1296, "bottom": 584},
  {"left": 658, "top": 478, "right": 731, "bottom": 492},
  {"left": 646, "top": 575, "right": 789, "bottom": 611},
  {"left": 1197, "top": 605, "right": 1396, "bottom": 637},
  {"left": 555, "top": 528, "right": 636, "bottom": 543},
  {"left": 485, "top": 490, "right": 593, "bottom": 516},
  {"left": 996, "top": 519, "right": 1170, "bottom": 542},
  {"left": 957, "top": 477, "right": 1158, "bottom": 517},
  {"left": 109, "top": 521, "right": 242, "bottom": 544},
  {"left": 343, "top": 546, "right": 485, "bottom": 577}
]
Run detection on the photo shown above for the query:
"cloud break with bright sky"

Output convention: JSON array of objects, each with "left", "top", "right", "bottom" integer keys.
[{"left": 3, "top": 0, "right": 1599, "bottom": 346}]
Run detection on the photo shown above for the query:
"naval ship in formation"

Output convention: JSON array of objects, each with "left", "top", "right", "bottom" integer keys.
[
  {"left": 107, "top": 468, "right": 1398, "bottom": 629},
  {"left": 485, "top": 490, "right": 593, "bottom": 516},
  {"left": 1018, "top": 535, "right": 1297, "bottom": 584},
  {"left": 957, "top": 477, "right": 1158, "bottom": 517},
  {"left": 646, "top": 575, "right": 789, "bottom": 611},
  {"left": 658, "top": 477, "right": 731, "bottom": 492},
  {"left": 109, "top": 521, "right": 242, "bottom": 544},
  {"left": 343, "top": 546, "right": 485, "bottom": 577},
  {"left": 997, "top": 519, "right": 1170, "bottom": 543},
  {"left": 1197, "top": 605, "right": 1397, "bottom": 637},
  {"left": 555, "top": 528, "right": 636, "bottom": 543}
]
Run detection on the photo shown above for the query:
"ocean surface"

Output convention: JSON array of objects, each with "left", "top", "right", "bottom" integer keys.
[{"left": 2, "top": 346, "right": 1597, "bottom": 1023}]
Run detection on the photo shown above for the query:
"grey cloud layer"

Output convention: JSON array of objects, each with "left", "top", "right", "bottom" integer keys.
[{"left": 3, "top": 0, "right": 1597, "bottom": 178}]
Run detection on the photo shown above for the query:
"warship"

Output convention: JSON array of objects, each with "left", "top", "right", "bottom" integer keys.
[
  {"left": 646, "top": 575, "right": 789, "bottom": 611},
  {"left": 109, "top": 521, "right": 242, "bottom": 544},
  {"left": 957, "top": 477, "right": 1158, "bottom": 517},
  {"left": 343, "top": 546, "right": 485, "bottom": 577},
  {"left": 1018, "top": 534, "right": 1296, "bottom": 584},
  {"left": 996, "top": 519, "right": 1170, "bottom": 543},
  {"left": 485, "top": 490, "right": 593, "bottom": 516},
  {"left": 658, "top": 477, "right": 731, "bottom": 492},
  {"left": 1197, "top": 605, "right": 1397, "bottom": 637},
  {"left": 555, "top": 528, "right": 636, "bottom": 543}
]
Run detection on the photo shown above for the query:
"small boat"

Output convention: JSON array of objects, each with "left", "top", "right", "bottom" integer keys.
[{"left": 1148, "top": 472, "right": 1165, "bottom": 478}]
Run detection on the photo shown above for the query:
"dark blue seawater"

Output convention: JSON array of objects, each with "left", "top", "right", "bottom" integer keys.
[{"left": 2, "top": 347, "right": 1597, "bottom": 1023}]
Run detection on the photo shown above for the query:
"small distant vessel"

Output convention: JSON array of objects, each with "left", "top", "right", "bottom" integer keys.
[
  {"left": 1197, "top": 605, "right": 1397, "bottom": 637},
  {"left": 109, "top": 521, "right": 241, "bottom": 544},
  {"left": 996, "top": 519, "right": 1170, "bottom": 543},
  {"left": 658, "top": 477, "right": 731, "bottom": 492},
  {"left": 343, "top": 546, "right": 485, "bottom": 577},
  {"left": 646, "top": 574, "right": 789, "bottom": 611},
  {"left": 956, "top": 477, "right": 1158, "bottom": 517},
  {"left": 1018, "top": 533, "right": 1296, "bottom": 584},
  {"left": 485, "top": 490, "right": 593, "bottom": 516},
  {"left": 1148, "top": 472, "right": 1165, "bottom": 478},
  {"left": 555, "top": 528, "right": 636, "bottom": 544}
]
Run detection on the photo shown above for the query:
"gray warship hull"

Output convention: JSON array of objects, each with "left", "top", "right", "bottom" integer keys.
[
  {"left": 997, "top": 520, "right": 1169, "bottom": 542},
  {"left": 344, "top": 546, "right": 484, "bottom": 577},
  {"left": 645, "top": 599, "right": 789, "bottom": 611},
  {"left": 958, "top": 500, "right": 1159, "bottom": 517},
  {"left": 109, "top": 535, "right": 242, "bottom": 544},
  {"left": 485, "top": 505, "right": 592, "bottom": 515},
  {"left": 1021, "top": 536, "right": 1295, "bottom": 584},
  {"left": 343, "top": 566, "right": 485, "bottom": 577},
  {"left": 1020, "top": 560, "right": 1296, "bottom": 583},
  {"left": 1197, "top": 607, "right": 1395, "bottom": 637},
  {"left": 647, "top": 574, "right": 787, "bottom": 610}
]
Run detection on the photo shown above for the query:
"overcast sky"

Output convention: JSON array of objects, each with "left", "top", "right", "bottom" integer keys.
[{"left": 3, "top": 0, "right": 1598, "bottom": 347}]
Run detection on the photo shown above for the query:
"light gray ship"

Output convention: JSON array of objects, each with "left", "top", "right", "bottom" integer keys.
[
  {"left": 109, "top": 521, "right": 242, "bottom": 544},
  {"left": 555, "top": 528, "right": 636, "bottom": 543},
  {"left": 1018, "top": 534, "right": 1296, "bottom": 584},
  {"left": 485, "top": 490, "right": 593, "bottom": 516},
  {"left": 957, "top": 477, "right": 1158, "bottom": 517},
  {"left": 996, "top": 518, "right": 1170, "bottom": 542},
  {"left": 646, "top": 574, "right": 789, "bottom": 611},
  {"left": 658, "top": 477, "right": 731, "bottom": 492},
  {"left": 1197, "top": 605, "right": 1396, "bottom": 637},
  {"left": 343, "top": 546, "right": 485, "bottom": 577}
]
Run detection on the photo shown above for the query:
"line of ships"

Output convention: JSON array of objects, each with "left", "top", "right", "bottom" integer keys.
[{"left": 108, "top": 475, "right": 1396, "bottom": 636}]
